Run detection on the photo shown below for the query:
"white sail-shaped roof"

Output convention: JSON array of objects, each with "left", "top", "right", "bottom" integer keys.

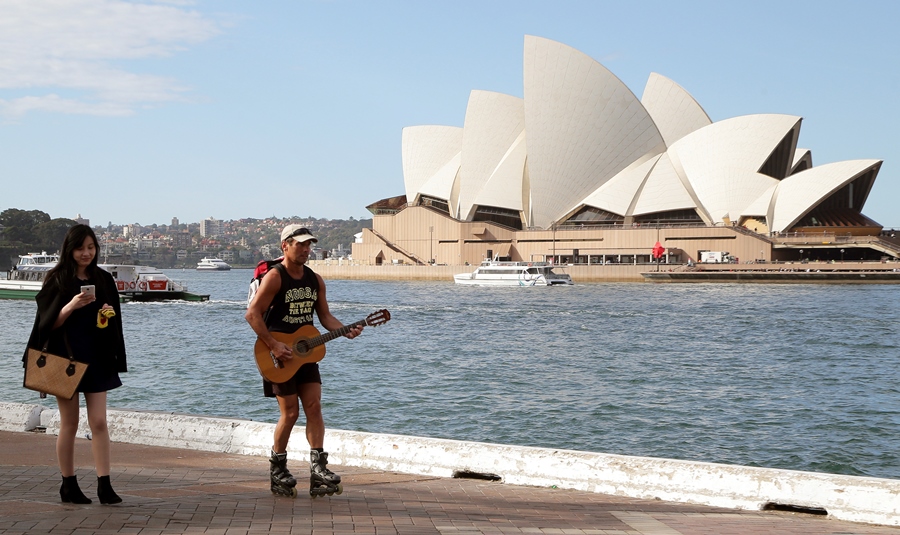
[
  {"left": 402, "top": 125, "right": 463, "bottom": 203},
  {"left": 523, "top": 35, "right": 666, "bottom": 229},
  {"left": 668, "top": 114, "right": 801, "bottom": 224},
  {"left": 641, "top": 73, "right": 712, "bottom": 147},
  {"left": 581, "top": 154, "right": 661, "bottom": 216},
  {"left": 471, "top": 130, "right": 527, "bottom": 215},
  {"left": 791, "top": 148, "right": 813, "bottom": 174},
  {"left": 394, "top": 36, "right": 884, "bottom": 236},
  {"left": 417, "top": 151, "right": 461, "bottom": 204},
  {"left": 458, "top": 91, "right": 525, "bottom": 220},
  {"left": 741, "top": 183, "right": 777, "bottom": 218},
  {"left": 770, "top": 160, "right": 882, "bottom": 232},
  {"left": 631, "top": 152, "right": 697, "bottom": 216}
]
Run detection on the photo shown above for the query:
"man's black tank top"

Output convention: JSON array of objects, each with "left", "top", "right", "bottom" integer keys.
[{"left": 264, "top": 264, "right": 319, "bottom": 334}]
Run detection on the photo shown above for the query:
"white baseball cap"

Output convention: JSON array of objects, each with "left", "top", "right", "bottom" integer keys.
[{"left": 280, "top": 224, "right": 318, "bottom": 243}]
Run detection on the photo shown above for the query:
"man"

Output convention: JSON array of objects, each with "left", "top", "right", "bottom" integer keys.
[{"left": 245, "top": 224, "right": 363, "bottom": 497}]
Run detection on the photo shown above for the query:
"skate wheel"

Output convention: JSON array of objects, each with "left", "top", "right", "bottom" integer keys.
[
  {"left": 271, "top": 486, "right": 298, "bottom": 498},
  {"left": 335, "top": 484, "right": 343, "bottom": 496}
]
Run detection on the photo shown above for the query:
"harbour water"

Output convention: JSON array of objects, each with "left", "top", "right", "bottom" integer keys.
[{"left": 2, "top": 269, "right": 898, "bottom": 480}]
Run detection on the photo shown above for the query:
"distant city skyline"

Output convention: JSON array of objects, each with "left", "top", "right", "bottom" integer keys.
[
  {"left": 31, "top": 212, "right": 364, "bottom": 229},
  {"left": 1, "top": 0, "right": 898, "bottom": 227}
]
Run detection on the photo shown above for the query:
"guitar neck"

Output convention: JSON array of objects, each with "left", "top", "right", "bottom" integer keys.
[{"left": 307, "top": 319, "right": 366, "bottom": 349}]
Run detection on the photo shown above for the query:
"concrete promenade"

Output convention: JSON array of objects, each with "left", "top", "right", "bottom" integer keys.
[
  {"left": 3, "top": 430, "right": 900, "bottom": 535},
  {"left": 2, "top": 403, "right": 899, "bottom": 534}
]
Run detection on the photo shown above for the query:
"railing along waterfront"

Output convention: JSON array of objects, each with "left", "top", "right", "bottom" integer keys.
[{"left": 773, "top": 232, "right": 876, "bottom": 244}]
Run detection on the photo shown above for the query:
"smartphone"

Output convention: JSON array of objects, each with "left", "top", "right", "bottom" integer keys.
[{"left": 81, "top": 285, "right": 96, "bottom": 297}]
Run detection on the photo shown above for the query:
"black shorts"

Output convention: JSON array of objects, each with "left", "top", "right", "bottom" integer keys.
[{"left": 263, "top": 363, "right": 321, "bottom": 398}]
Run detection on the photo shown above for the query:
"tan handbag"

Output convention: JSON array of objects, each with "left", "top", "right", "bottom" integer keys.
[{"left": 23, "top": 336, "right": 88, "bottom": 400}]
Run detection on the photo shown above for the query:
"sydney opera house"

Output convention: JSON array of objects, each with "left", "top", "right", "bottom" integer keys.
[{"left": 352, "top": 36, "right": 897, "bottom": 268}]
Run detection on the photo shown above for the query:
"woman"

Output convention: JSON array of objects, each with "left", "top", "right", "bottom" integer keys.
[{"left": 24, "top": 224, "right": 127, "bottom": 504}]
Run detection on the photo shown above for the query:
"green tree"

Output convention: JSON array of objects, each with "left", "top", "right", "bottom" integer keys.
[
  {"left": 312, "top": 219, "right": 371, "bottom": 251},
  {"left": 0, "top": 209, "right": 51, "bottom": 244},
  {"left": 34, "top": 218, "right": 78, "bottom": 250}
]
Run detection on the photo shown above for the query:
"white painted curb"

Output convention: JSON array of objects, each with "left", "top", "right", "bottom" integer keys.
[{"left": 3, "top": 403, "right": 898, "bottom": 527}]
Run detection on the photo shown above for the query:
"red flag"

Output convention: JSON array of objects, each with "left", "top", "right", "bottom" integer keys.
[{"left": 652, "top": 242, "right": 665, "bottom": 259}]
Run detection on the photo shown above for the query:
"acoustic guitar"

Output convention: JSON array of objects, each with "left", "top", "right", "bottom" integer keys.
[{"left": 254, "top": 309, "right": 391, "bottom": 383}]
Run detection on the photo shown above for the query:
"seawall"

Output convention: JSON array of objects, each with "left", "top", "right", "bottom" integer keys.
[
  {"left": 307, "top": 262, "right": 651, "bottom": 282},
  {"left": 306, "top": 261, "right": 900, "bottom": 283},
  {"left": 2, "top": 402, "right": 897, "bottom": 527}
]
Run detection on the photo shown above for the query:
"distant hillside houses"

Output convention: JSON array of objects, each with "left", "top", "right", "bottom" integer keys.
[{"left": 0, "top": 209, "right": 370, "bottom": 269}]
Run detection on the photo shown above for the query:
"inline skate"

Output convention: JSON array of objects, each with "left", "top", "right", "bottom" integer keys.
[
  {"left": 309, "top": 450, "right": 342, "bottom": 498},
  {"left": 269, "top": 449, "right": 298, "bottom": 498}
]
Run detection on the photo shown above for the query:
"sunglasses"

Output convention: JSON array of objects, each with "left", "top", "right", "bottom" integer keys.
[{"left": 287, "top": 227, "right": 311, "bottom": 239}]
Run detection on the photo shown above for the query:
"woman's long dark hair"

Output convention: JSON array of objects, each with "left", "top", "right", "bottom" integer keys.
[{"left": 44, "top": 224, "right": 101, "bottom": 291}]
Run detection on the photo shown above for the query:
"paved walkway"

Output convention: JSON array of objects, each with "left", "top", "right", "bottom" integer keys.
[{"left": 0, "top": 430, "right": 897, "bottom": 534}]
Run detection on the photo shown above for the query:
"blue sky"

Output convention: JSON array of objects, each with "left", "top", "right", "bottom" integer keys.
[{"left": 1, "top": 0, "right": 898, "bottom": 227}]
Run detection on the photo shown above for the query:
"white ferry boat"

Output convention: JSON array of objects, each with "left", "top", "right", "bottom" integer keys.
[
  {"left": 0, "top": 252, "right": 58, "bottom": 299},
  {"left": 196, "top": 257, "right": 232, "bottom": 271},
  {"left": 1, "top": 253, "right": 208, "bottom": 301},
  {"left": 7, "top": 251, "right": 58, "bottom": 277},
  {"left": 453, "top": 261, "right": 574, "bottom": 286}
]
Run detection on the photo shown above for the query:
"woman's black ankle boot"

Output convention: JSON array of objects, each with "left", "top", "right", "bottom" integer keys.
[
  {"left": 97, "top": 475, "right": 122, "bottom": 504},
  {"left": 60, "top": 475, "right": 92, "bottom": 504}
]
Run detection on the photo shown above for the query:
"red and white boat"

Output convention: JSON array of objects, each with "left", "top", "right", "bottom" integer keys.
[{"left": 99, "top": 263, "right": 209, "bottom": 302}]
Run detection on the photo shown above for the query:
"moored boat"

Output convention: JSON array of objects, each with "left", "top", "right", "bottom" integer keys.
[
  {"left": 0, "top": 252, "right": 58, "bottom": 300},
  {"left": 453, "top": 261, "right": 574, "bottom": 286},
  {"left": 0, "top": 277, "right": 44, "bottom": 300},
  {"left": 100, "top": 263, "right": 209, "bottom": 301},
  {"left": 1, "top": 253, "right": 208, "bottom": 302},
  {"left": 196, "top": 257, "right": 232, "bottom": 271}
]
